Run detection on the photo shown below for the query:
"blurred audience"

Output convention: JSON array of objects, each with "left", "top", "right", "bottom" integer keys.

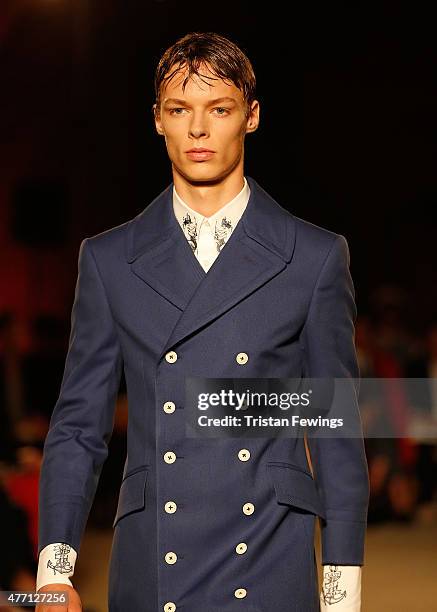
[
  {"left": 21, "top": 315, "right": 68, "bottom": 420},
  {"left": 356, "top": 286, "right": 437, "bottom": 525},
  {"left": 0, "top": 484, "right": 36, "bottom": 591}
]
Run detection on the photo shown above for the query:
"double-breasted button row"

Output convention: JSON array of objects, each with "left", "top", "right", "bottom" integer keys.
[
  {"left": 166, "top": 349, "right": 249, "bottom": 365},
  {"left": 161, "top": 351, "right": 250, "bottom": 607},
  {"left": 162, "top": 394, "right": 177, "bottom": 592},
  {"left": 162, "top": 448, "right": 179, "bottom": 604},
  {"left": 238, "top": 448, "right": 255, "bottom": 514},
  {"left": 235, "top": 448, "right": 252, "bottom": 601}
]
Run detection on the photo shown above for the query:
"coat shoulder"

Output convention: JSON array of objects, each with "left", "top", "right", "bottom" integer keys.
[
  {"left": 293, "top": 214, "right": 343, "bottom": 249},
  {"left": 284, "top": 210, "right": 350, "bottom": 266},
  {"left": 80, "top": 214, "right": 137, "bottom": 261}
]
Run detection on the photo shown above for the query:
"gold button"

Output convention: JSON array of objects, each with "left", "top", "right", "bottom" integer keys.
[
  {"left": 164, "top": 501, "right": 178, "bottom": 514},
  {"left": 164, "top": 551, "right": 178, "bottom": 564},
  {"left": 236, "top": 352, "right": 248, "bottom": 364},
  {"left": 163, "top": 401, "right": 176, "bottom": 414},
  {"left": 234, "top": 588, "right": 247, "bottom": 599},
  {"left": 165, "top": 351, "right": 178, "bottom": 363},
  {"left": 242, "top": 502, "right": 255, "bottom": 515},
  {"left": 235, "top": 542, "right": 248, "bottom": 554},
  {"left": 164, "top": 603, "right": 176, "bottom": 612},
  {"left": 237, "top": 448, "right": 251, "bottom": 462},
  {"left": 164, "top": 451, "right": 177, "bottom": 464}
]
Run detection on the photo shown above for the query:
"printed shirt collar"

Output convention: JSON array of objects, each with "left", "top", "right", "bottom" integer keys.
[{"left": 172, "top": 176, "right": 250, "bottom": 232}]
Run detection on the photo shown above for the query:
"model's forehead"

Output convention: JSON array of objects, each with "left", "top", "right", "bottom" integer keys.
[{"left": 162, "top": 63, "right": 242, "bottom": 102}]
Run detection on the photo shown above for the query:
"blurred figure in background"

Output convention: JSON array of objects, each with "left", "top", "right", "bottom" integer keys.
[
  {"left": 0, "top": 483, "right": 36, "bottom": 592},
  {"left": 21, "top": 315, "right": 69, "bottom": 420},
  {"left": 405, "top": 324, "right": 437, "bottom": 522},
  {"left": 0, "top": 312, "right": 22, "bottom": 463},
  {"left": 357, "top": 285, "right": 436, "bottom": 525}
]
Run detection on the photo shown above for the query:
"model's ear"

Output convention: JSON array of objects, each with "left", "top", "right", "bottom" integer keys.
[
  {"left": 153, "top": 104, "right": 165, "bottom": 136},
  {"left": 245, "top": 100, "right": 260, "bottom": 134}
]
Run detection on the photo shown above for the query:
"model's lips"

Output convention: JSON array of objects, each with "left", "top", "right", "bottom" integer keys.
[{"left": 185, "top": 148, "right": 215, "bottom": 161}]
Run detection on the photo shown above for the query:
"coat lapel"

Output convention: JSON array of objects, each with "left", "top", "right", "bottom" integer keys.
[
  {"left": 125, "top": 176, "right": 296, "bottom": 358},
  {"left": 125, "top": 183, "right": 206, "bottom": 311}
]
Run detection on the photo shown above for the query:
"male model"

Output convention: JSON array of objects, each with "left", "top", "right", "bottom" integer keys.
[{"left": 36, "top": 32, "right": 369, "bottom": 612}]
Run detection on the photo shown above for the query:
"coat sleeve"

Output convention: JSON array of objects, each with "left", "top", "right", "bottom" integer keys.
[
  {"left": 38, "top": 238, "right": 123, "bottom": 556},
  {"left": 301, "top": 234, "right": 370, "bottom": 565}
]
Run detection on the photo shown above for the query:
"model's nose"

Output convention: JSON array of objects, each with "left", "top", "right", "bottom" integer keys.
[{"left": 188, "top": 113, "right": 209, "bottom": 139}]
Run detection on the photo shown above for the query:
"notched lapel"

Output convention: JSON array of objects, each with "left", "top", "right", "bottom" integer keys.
[
  {"left": 126, "top": 183, "right": 206, "bottom": 311},
  {"left": 130, "top": 226, "right": 206, "bottom": 312}
]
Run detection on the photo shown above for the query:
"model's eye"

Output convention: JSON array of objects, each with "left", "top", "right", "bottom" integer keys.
[
  {"left": 169, "top": 108, "right": 186, "bottom": 115},
  {"left": 213, "top": 107, "right": 230, "bottom": 115}
]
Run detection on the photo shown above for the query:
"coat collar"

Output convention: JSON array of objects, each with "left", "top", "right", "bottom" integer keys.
[
  {"left": 125, "top": 176, "right": 295, "bottom": 265},
  {"left": 124, "top": 176, "right": 296, "bottom": 358}
]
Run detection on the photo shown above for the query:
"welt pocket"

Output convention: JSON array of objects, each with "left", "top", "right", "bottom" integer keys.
[
  {"left": 122, "top": 463, "right": 150, "bottom": 481},
  {"left": 266, "top": 461, "right": 326, "bottom": 520},
  {"left": 266, "top": 461, "right": 313, "bottom": 478},
  {"left": 113, "top": 466, "right": 149, "bottom": 528}
]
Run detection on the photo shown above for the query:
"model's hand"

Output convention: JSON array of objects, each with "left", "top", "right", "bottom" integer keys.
[{"left": 35, "top": 583, "right": 82, "bottom": 612}]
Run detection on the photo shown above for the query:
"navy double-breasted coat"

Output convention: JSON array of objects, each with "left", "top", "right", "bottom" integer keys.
[{"left": 38, "top": 176, "right": 369, "bottom": 611}]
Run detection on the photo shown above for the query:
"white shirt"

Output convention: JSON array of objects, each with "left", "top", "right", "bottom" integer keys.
[
  {"left": 172, "top": 176, "right": 250, "bottom": 271},
  {"left": 36, "top": 177, "right": 362, "bottom": 610}
]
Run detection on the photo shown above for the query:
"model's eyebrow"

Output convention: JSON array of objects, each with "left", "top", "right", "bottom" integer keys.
[{"left": 163, "top": 97, "right": 238, "bottom": 106}]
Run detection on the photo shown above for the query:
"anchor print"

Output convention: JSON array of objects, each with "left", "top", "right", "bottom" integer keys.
[
  {"left": 214, "top": 216, "right": 233, "bottom": 252},
  {"left": 321, "top": 564, "right": 347, "bottom": 605},
  {"left": 182, "top": 212, "right": 199, "bottom": 254},
  {"left": 46, "top": 543, "right": 74, "bottom": 576}
]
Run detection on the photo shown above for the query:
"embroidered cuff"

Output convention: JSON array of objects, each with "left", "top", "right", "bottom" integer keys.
[
  {"left": 320, "top": 564, "right": 362, "bottom": 611},
  {"left": 36, "top": 542, "right": 77, "bottom": 592}
]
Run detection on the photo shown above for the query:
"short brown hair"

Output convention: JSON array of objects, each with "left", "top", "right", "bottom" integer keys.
[{"left": 154, "top": 32, "right": 256, "bottom": 116}]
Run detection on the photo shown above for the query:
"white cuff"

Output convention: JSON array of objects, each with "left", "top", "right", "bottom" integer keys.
[{"left": 36, "top": 543, "right": 77, "bottom": 592}]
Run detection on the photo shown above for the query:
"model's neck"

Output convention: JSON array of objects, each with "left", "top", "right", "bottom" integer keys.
[{"left": 172, "top": 167, "right": 245, "bottom": 218}]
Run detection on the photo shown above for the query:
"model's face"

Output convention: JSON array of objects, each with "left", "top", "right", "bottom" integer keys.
[{"left": 154, "top": 63, "right": 259, "bottom": 183}]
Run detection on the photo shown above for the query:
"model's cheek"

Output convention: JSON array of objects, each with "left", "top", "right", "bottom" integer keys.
[
  {"left": 221, "top": 138, "right": 243, "bottom": 165},
  {"left": 164, "top": 139, "right": 183, "bottom": 166}
]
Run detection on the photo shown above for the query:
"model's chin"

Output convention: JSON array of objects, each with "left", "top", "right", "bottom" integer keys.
[{"left": 173, "top": 161, "right": 228, "bottom": 185}]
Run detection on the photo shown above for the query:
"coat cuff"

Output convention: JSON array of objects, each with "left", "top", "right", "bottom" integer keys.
[{"left": 320, "top": 518, "right": 367, "bottom": 566}]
